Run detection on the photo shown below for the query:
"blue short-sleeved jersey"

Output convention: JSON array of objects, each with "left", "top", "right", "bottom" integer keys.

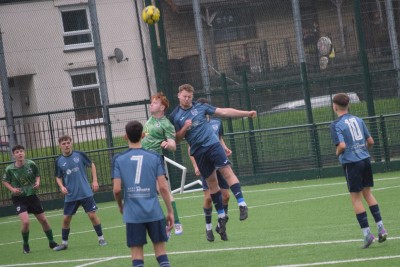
[
  {"left": 112, "top": 148, "right": 165, "bottom": 223},
  {"left": 55, "top": 151, "right": 93, "bottom": 202},
  {"left": 169, "top": 102, "right": 220, "bottom": 154},
  {"left": 209, "top": 118, "right": 223, "bottom": 137},
  {"left": 330, "top": 113, "right": 371, "bottom": 164}
]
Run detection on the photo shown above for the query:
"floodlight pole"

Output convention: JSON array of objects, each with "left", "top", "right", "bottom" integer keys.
[
  {"left": 192, "top": 0, "right": 211, "bottom": 102},
  {"left": 88, "top": 0, "right": 113, "bottom": 148},
  {"left": 384, "top": 0, "right": 400, "bottom": 98},
  {"left": 0, "top": 26, "right": 17, "bottom": 156},
  {"left": 291, "top": 0, "right": 322, "bottom": 170}
]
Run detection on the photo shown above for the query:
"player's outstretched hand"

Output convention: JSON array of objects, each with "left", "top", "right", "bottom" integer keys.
[
  {"left": 248, "top": 110, "right": 257, "bottom": 118},
  {"left": 92, "top": 181, "right": 99, "bottom": 192}
]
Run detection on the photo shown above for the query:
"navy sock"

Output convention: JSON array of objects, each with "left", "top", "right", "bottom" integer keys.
[
  {"left": 133, "top": 259, "right": 144, "bottom": 267},
  {"left": 223, "top": 204, "right": 229, "bottom": 215},
  {"left": 156, "top": 254, "right": 170, "bottom": 267},
  {"left": 210, "top": 191, "right": 224, "bottom": 215},
  {"left": 204, "top": 207, "right": 212, "bottom": 224},
  {"left": 356, "top": 211, "right": 369, "bottom": 228},
  {"left": 230, "top": 183, "right": 244, "bottom": 203},
  {"left": 94, "top": 224, "right": 103, "bottom": 237},
  {"left": 369, "top": 204, "right": 382, "bottom": 223},
  {"left": 61, "top": 228, "right": 70, "bottom": 241}
]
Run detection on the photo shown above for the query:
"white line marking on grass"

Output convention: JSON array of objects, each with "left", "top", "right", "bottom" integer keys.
[
  {"left": 270, "top": 255, "right": 400, "bottom": 267},
  {"left": 1, "top": 176, "right": 398, "bottom": 225},
  {"left": 179, "top": 185, "right": 400, "bottom": 219},
  {"left": 172, "top": 176, "right": 400, "bottom": 201},
  {"left": 0, "top": 224, "right": 125, "bottom": 247},
  {"left": 1, "top": 184, "right": 398, "bottom": 247},
  {"left": 2, "top": 237, "right": 400, "bottom": 267},
  {"left": 73, "top": 257, "right": 121, "bottom": 267},
  {"left": 0, "top": 258, "right": 113, "bottom": 267},
  {"left": 0, "top": 205, "right": 116, "bottom": 225}
]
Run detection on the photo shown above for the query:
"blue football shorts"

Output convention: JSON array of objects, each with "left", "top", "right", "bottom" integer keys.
[
  {"left": 343, "top": 158, "right": 374, "bottom": 193},
  {"left": 63, "top": 196, "right": 98, "bottom": 215},
  {"left": 193, "top": 142, "right": 231, "bottom": 179},
  {"left": 126, "top": 219, "right": 168, "bottom": 247}
]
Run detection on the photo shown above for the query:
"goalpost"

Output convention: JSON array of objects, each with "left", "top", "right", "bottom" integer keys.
[{"left": 164, "top": 156, "right": 202, "bottom": 194}]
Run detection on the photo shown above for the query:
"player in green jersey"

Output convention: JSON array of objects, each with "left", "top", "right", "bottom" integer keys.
[
  {"left": 2, "top": 145, "right": 58, "bottom": 254},
  {"left": 142, "top": 92, "right": 183, "bottom": 235}
]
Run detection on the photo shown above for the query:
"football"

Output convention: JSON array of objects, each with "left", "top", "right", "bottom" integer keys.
[{"left": 142, "top": 5, "right": 160, "bottom": 25}]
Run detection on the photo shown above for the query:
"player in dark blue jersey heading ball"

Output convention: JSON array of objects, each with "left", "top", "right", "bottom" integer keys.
[
  {"left": 330, "top": 93, "right": 387, "bottom": 248},
  {"left": 170, "top": 84, "right": 256, "bottom": 240}
]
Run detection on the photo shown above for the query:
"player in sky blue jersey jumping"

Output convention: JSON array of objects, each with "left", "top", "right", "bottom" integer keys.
[
  {"left": 112, "top": 120, "right": 174, "bottom": 267},
  {"left": 170, "top": 83, "right": 256, "bottom": 239},
  {"left": 330, "top": 93, "right": 387, "bottom": 248},
  {"left": 53, "top": 135, "right": 107, "bottom": 251}
]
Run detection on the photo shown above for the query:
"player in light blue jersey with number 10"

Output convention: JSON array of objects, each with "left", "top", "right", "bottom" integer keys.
[
  {"left": 113, "top": 120, "right": 174, "bottom": 267},
  {"left": 330, "top": 93, "right": 387, "bottom": 249}
]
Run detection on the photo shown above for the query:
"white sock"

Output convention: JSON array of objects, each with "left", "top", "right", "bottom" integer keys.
[
  {"left": 206, "top": 224, "right": 212, "bottom": 231},
  {"left": 98, "top": 235, "right": 104, "bottom": 241},
  {"left": 362, "top": 227, "right": 371, "bottom": 237},
  {"left": 238, "top": 201, "right": 247, "bottom": 207},
  {"left": 376, "top": 220, "right": 383, "bottom": 229}
]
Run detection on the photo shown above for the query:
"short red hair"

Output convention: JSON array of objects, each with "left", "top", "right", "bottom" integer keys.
[{"left": 151, "top": 92, "right": 169, "bottom": 110}]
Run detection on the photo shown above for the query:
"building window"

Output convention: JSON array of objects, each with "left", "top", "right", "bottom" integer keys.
[
  {"left": 70, "top": 70, "right": 103, "bottom": 125},
  {"left": 213, "top": 8, "right": 256, "bottom": 44},
  {"left": 60, "top": 6, "right": 93, "bottom": 50}
]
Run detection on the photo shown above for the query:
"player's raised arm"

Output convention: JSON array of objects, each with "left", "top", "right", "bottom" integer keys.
[{"left": 214, "top": 107, "right": 257, "bottom": 118}]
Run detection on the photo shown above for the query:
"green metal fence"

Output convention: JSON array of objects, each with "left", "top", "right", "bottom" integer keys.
[{"left": 1, "top": 78, "right": 399, "bottom": 208}]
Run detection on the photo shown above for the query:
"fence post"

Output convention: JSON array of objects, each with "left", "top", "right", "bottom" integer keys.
[
  {"left": 105, "top": 105, "right": 113, "bottom": 148},
  {"left": 48, "top": 113, "right": 56, "bottom": 155},
  {"left": 221, "top": 73, "right": 238, "bottom": 172},
  {"left": 353, "top": 0, "right": 382, "bottom": 162},
  {"left": 242, "top": 71, "right": 257, "bottom": 175},
  {"left": 379, "top": 115, "right": 390, "bottom": 165}
]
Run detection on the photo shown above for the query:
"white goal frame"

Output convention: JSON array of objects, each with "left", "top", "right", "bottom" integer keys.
[{"left": 164, "top": 156, "right": 202, "bottom": 194}]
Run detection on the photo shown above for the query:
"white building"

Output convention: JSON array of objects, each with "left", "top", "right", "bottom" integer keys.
[{"left": 0, "top": 0, "right": 156, "bottom": 146}]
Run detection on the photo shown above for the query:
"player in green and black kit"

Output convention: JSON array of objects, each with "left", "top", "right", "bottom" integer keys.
[
  {"left": 2, "top": 145, "right": 58, "bottom": 254},
  {"left": 142, "top": 92, "right": 183, "bottom": 235}
]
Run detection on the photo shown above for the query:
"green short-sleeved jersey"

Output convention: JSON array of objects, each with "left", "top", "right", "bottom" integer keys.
[
  {"left": 2, "top": 160, "right": 39, "bottom": 196},
  {"left": 142, "top": 116, "right": 176, "bottom": 154}
]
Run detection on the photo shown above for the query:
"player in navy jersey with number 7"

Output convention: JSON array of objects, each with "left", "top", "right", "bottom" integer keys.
[
  {"left": 330, "top": 93, "right": 388, "bottom": 249},
  {"left": 112, "top": 120, "right": 174, "bottom": 267},
  {"left": 170, "top": 83, "right": 256, "bottom": 239}
]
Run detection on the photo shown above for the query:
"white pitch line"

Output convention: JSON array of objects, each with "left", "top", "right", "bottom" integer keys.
[
  {"left": 1, "top": 176, "right": 398, "bottom": 225},
  {"left": 0, "top": 224, "right": 125, "bottom": 247},
  {"left": 173, "top": 176, "right": 400, "bottom": 200},
  {"left": 270, "top": 255, "right": 400, "bottom": 267},
  {"left": 1, "top": 184, "right": 398, "bottom": 247},
  {"left": 73, "top": 257, "right": 121, "bottom": 267},
  {"left": 1, "top": 237, "right": 399, "bottom": 267}
]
